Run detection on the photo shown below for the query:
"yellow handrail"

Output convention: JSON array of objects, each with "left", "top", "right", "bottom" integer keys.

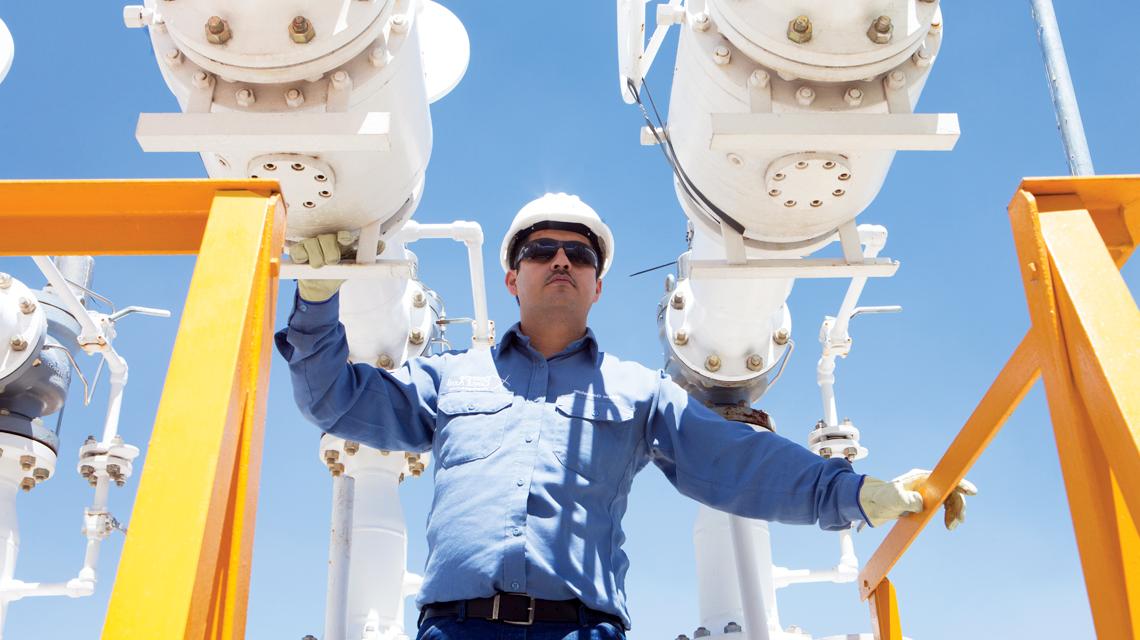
[
  {"left": 0, "top": 180, "right": 284, "bottom": 639},
  {"left": 859, "top": 176, "right": 1140, "bottom": 640}
]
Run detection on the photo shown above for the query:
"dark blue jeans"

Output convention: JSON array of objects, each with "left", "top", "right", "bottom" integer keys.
[{"left": 416, "top": 616, "right": 626, "bottom": 640}]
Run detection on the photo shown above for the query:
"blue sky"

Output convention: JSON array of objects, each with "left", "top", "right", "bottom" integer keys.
[{"left": 1, "top": 2, "right": 1138, "bottom": 638}]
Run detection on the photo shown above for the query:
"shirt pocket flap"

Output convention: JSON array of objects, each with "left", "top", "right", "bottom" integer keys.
[
  {"left": 438, "top": 392, "right": 514, "bottom": 416},
  {"left": 554, "top": 393, "right": 635, "bottom": 423}
]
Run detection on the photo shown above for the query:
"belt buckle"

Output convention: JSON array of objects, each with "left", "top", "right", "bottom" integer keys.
[{"left": 493, "top": 593, "right": 536, "bottom": 626}]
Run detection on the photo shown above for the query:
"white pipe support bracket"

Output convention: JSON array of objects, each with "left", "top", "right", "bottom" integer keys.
[
  {"left": 136, "top": 112, "right": 393, "bottom": 153},
  {"left": 709, "top": 113, "right": 960, "bottom": 152},
  {"left": 400, "top": 221, "right": 493, "bottom": 347}
]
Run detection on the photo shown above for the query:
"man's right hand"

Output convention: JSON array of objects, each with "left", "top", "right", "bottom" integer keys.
[{"left": 290, "top": 233, "right": 347, "bottom": 302}]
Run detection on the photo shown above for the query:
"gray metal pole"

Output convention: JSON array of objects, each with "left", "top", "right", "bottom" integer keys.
[{"left": 1029, "top": 0, "right": 1095, "bottom": 176}]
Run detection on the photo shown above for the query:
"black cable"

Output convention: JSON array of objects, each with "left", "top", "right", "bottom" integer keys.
[
  {"left": 626, "top": 78, "right": 747, "bottom": 236},
  {"left": 627, "top": 260, "right": 677, "bottom": 278}
]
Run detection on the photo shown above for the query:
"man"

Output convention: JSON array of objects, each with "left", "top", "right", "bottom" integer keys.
[{"left": 276, "top": 193, "right": 975, "bottom": 640}]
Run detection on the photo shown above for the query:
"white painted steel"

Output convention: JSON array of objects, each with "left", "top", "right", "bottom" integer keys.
[
  {"left": 135, "top": 112, "right": 393, "bottom": 153},
  {"left": 325, "top": 473, "right": 355, "bottom": 640},
  {"left": 709, "top": 113, "right": 960, "bottom": 151},
  {"left": 0, "top": 18, "right": 12, "bottom": 86},
  {"left": 0, "top": 277, "right": 45, "bottom": 384}
]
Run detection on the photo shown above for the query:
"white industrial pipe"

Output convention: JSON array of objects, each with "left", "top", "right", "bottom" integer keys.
[{"left": 325, "top": 474, "right": 355, "bottom": 640}]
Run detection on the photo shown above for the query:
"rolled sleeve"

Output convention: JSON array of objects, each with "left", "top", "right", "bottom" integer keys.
[
  {"left": 645, "top": 372, "right": 866, "bottom": 530},
  {"left": 274, "top": 291, "right": 439, "bottom": 453}
]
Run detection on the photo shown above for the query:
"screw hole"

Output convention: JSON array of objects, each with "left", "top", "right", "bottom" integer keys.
[
  {"left": 291, "top": 163, "right": 305, "bottom": 171},
  {"left": 822, "top": 161, "right": 836, "bottom": 169},
  {"left": 314, "top": 174, "right": 328, "bottom": 182},
  {"left": 319, "top": 190, "right": 332, "bottom": 198},
  {"left": 768, "top": 189, "right": 781, "bottom": 197},
  {"left": 833, "top": 189, "right": 846, "bottom": 197},
  {"left": 810, "top": 199, "right": 823, "bottom": 207},
  {"left": 784, "top": 200, "right": 797, "bottom": 208},
  {"left": 302, "top": 201, "right": 316, "bottom": 208},
  {"left": 263, "top": 162, "right": 277, "bottom": 171},
  {"left": 773, "top": 173, "right": 786, "bottom": 181},
  {"left": 795, "top": 161, "right": 809, "bottom": 169},
  {"left": 838, "top": 172, "right": 852, "bottom": 181},
  {"left": 250, "top": 174, "right": 259, "bottom": 179}
]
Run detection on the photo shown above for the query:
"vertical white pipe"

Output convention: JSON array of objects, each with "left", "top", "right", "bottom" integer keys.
[
  {"left": 325, "top": 474, "right": 355, "bottom": 640},
  {"left": 0, "top": 480, "right": 19, "bottom": 639},
  {"left": 728, "top": 515, "right": 772, "bottom": 640},
  {"left": 463, "top": 239, "right": 491, "bottom": 346},
  {"left": 1029, "top": 0, "right": 1094, "bottom": 176}
]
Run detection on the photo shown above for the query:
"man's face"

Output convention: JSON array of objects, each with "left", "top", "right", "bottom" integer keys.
[{"left": 505, "top": 229, "right": 603, "bottom": 320}]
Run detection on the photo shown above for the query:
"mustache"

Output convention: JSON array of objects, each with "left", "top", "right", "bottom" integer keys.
[{"left": 545, "top": 270, "right": 576, "bottom": 287}]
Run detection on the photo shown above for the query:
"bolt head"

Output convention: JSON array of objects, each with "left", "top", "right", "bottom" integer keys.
[
  {"left": 693, "top": 13, "right": 711, "bottom": 31},
  {"left": 19, "top": 455, "right": 34, "bottom": 471},
  {"left": 787, "top": 16, "right": 813, "bottom": 43},
  {"left": 713, "top": 46, "right": 731, "bottom": 65},
  {"left": 324, "top": 450, "right": 339, "bottom": 465},
  {"left": 205, "top": 16, "right": 232, "bottom": 44},
  {"left": 391, "top": 14, "right": 409, "bottom": 33},
  {"left": 820, "top": 447, "right": 833, "bottom": 459},
  {"left": 370, "top": 45, "right": 389, "bottom": 67},
  {"left": 673, "top": 330, "right": 689, "bottom": 346},
  {"left": 705, "top": 354, "right": 722, "bottom": 372},
  {"left": 192, "top": 71, "right": 212, "bottom": 89},
  {"left": 746, "top": 354, "right": 764, "bottom": 371},
  {"left": 749, "top": 69, "right": 770, "bottom": 89},
  {"left": 671, "top": 293, "right": 685, "bottom": 309},
  {"left": 844, "top": 87, "right": 865, "bottom": 107},
  {"left": 80, "top": 465, "right": 94, "bottom": 478},
  {"left": 20, "top": 478, "right": 34, "bottom": 492},
  {"left": 868, "top": 16, "right": 893, "bottom": 44},
  {"left": 344, "top": 441, "right": 360, "bottom": 455},
  {"left": 377, "top": 354, "right": 394, "bottom": 369},
  {"left": 409, "top": 329, "right": 425, "bottom": 345},
  {"left": 844, "top": 447, "right": 858, "bottom": 460},
  {"left": 887, "top": 70, "right": 907, "bottom": 89},
  {"left": 0, "top": 273, "right": 10, "bottom": 289},
  {"left": 795, "top": 86, "right": 816, "bottom": 106},
  {"left": 290, "top": 16, "right": 316, "bottom": 43},
  {"left": 413, "top": 291, "right": 427, "bottom": 308},
  {"left": 9, "top": 336, "right": 27, "bottom": 351},
  {"left": 285, "top": 88, "right": 305, "bottom": 108},
  {"left": 235, "top": 88, "right": 255, "bottom": 107},
  {"left": 774, "top": 328, "right": 790, "bottom": 345},
  {"left": 32, "top": 468, "right": 49, "bottom": 481}
]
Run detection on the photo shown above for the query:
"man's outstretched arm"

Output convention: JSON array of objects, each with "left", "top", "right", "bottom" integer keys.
[{"left": 275, "top": 290, "right": 439, "bottom": 453}]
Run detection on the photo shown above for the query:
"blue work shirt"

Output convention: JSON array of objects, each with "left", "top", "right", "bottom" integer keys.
[{"left": 275, "top": 292, "right": 868, "bottom": 628}]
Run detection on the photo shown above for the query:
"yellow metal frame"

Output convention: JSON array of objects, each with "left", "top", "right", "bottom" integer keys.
[
  {"left": 858, "top": 176, "right": 1140, "bottom": 640},
  {"left": 0, "top": 180, "right": 283, "bottom": 639}
]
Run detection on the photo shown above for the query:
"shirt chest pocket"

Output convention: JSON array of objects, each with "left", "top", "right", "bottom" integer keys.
[
  {"left": 550, "top": 393, "right": 637, "bottom": 483},
  {"left": 436, "top": 392, "right": 514, "bottom": 468}
]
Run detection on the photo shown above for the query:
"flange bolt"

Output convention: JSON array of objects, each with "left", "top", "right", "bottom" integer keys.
[
  {"left": 290, "top": 16, "right": 315, "bottom": 43},
  {"left": 705, "top": 354, "right": 722, "bottom": 372},
  {"left": 205, "top": 16, "right": 232, "bottom": 44},
  {"left": 409, "top": 329, "right": 425, "bottom": 345},
  {"left": 774, "top": 328, "right": 790, "bottom": 345},
  {"left": 0, "top": 273, "right": 11, "bottom": 289},
  {"left": 868, "top": 16, "right": 893, "bottom": 44},
  {"left": 9, "top": 336, "right": 27, "bottom": 351},
  {"left": 787, "top": 16, "right": 812, "bottom": 43},
  {"left": 746, "top": 354, "right": 764, "bottom": 371},
  {"left": 671, "top": 293, "right": 685, "bottom": 310}
]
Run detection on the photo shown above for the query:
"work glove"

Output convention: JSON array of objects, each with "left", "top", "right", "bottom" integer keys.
[
  {"left": 289, "top": 233, "right": 347, "bottom": 302},
  {"left": 858, "top": 468, "right": 977, "bottom": 530}
]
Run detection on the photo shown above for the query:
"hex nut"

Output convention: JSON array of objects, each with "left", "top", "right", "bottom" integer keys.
[
  {"left": 795, "top": 86, "right": 816, "bottom": 106},
  {"left": 705, "top": 354, "right": 722, "bottom": 372},
  {"left": 205, "top": 16, "right": 232, "bottom": 44},
  {"left": 671, "top": 293, "right": 685, "bottom": 310},
  {"left": 344, "top": 441, "right": 360, "bottom": 455},
  {"left": 235, "top": 88, "right": 255, "bottom": 107},
  {"left": 32, "top": 467, "right": 49, "bottom": 481},
  {"left": 19, "top": 455, "right": 34, "bottom": 471},
  {"left": 713, "top": 46, "right": 731, "bottom": 65},
  {"left": 413, "top": 291, "right": 427, "bottom": 308},
  {"left": 290, "top": 16, "right": 315, "bottom": 43},
  {"left": 80, "top": 465, "right": 95, "bottom": 478},
  {"left": 844, "top": 87, "right": 865, "bottom": 107},
  {"left": 324, "top": 450, "right": 339, "bottom": 465},
  {"left": 673, "top": 330, "right": 689, "bottom": 346},
  {"left": 787, "top": 15, "right": 812, "bottom": 43},
  {"left": 409, "top": 329, "right": 425, "bottom": 345},
  {"left": 746, "top": 354, "right": 764, "bottom": 371},
  {"left": 0, "top": 273, "right": 11, "bottom": 289},
  {"left": 774, "top": 328, "right": 790, "bottom": 345},
  {"left": 285, "top": 88, "right": 305, "bottom": 108},
  {"left": 9, "top": 336, "right": 27, "bottom": 351},
  {"left": 692, "top": 13, "right": 711, "bottom": 32},
  {"left": 867, "top": 16, "right": 893, "bottom": 44},
  {"left": 20, "top": 478, "right": 35, "bottom": 492},
  {"left": 377, "top": 354, "right": 394, "bottom": 369}
]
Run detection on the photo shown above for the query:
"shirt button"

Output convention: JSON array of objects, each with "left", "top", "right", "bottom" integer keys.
[
  {"left": 516, "top": 478, "right": 525, "bottom": 487},
  {"left": 466, "top": 404, "right": 475, "bottom": 411},
  {"left": 511, "top": 527, "right": 522, "bottom": 537},
  {"left": 511, "top": 581, "right": 520, "bottom": 590}
]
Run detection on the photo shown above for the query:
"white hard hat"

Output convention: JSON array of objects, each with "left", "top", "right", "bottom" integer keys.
[{"left": 500, "top": 193, "right": 615, "bottom": 277}]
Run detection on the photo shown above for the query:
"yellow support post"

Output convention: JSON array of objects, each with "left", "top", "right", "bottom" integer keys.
[
  {"left": 0, "top": 180, "right": 282, "bottom": 640},
  {"left": 868, "top": 578, "right": 903, "bottom": 640},
  {"left": 857, "top": 176, "right": 1140, "bottom": 638}
]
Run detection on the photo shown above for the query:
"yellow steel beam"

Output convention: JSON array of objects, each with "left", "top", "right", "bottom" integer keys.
[
  {"left": 0, "top": 179, "right": 278, "bottom": 256},
  {"left": 102, "top": 190, "right": 282, "bottom": 639},
  {"left": 1039, "top": 205, "right": 1140, "bottom": 522},
  {"left": 1009, "top": 188, "right": 1140, "bottom": 638},
  {"left": 857, "top": 333, "right": 1040, "bottom": 599},
  {"left": 868, "top": 578, "right": 903, "bottom": 640}
]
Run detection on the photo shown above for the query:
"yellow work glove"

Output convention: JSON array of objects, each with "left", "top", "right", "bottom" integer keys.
[
  {"left": 289, "top": 233, "right": 347, "bottom": 302},
  {"left": 858, "top": 468, "right": 977, "bottom": 530}
]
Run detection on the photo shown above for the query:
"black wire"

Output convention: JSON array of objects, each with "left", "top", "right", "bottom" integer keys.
[
  {"left": 627, "top": 260, "right": 677, "bottom": 278},
  {"left": 626, "top": 78, "right": 747, "bottom": 235}
]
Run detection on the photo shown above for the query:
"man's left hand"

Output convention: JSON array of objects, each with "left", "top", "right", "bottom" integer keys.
[{"left": 859, "top": 468, "right": 977, "bottom": 530}]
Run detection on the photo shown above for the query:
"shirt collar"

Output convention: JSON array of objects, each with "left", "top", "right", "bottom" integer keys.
[{"left": 501, "top": 322, "right": 599, "bottom": 360}]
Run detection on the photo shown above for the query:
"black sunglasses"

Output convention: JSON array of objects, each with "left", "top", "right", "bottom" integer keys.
[{"left": 513, "top": 239, "right": 599, "bottom": 270}]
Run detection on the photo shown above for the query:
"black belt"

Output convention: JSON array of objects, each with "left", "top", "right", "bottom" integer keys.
[{"left": 419, "top": 593, "right": 623, "bottom": 628}]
